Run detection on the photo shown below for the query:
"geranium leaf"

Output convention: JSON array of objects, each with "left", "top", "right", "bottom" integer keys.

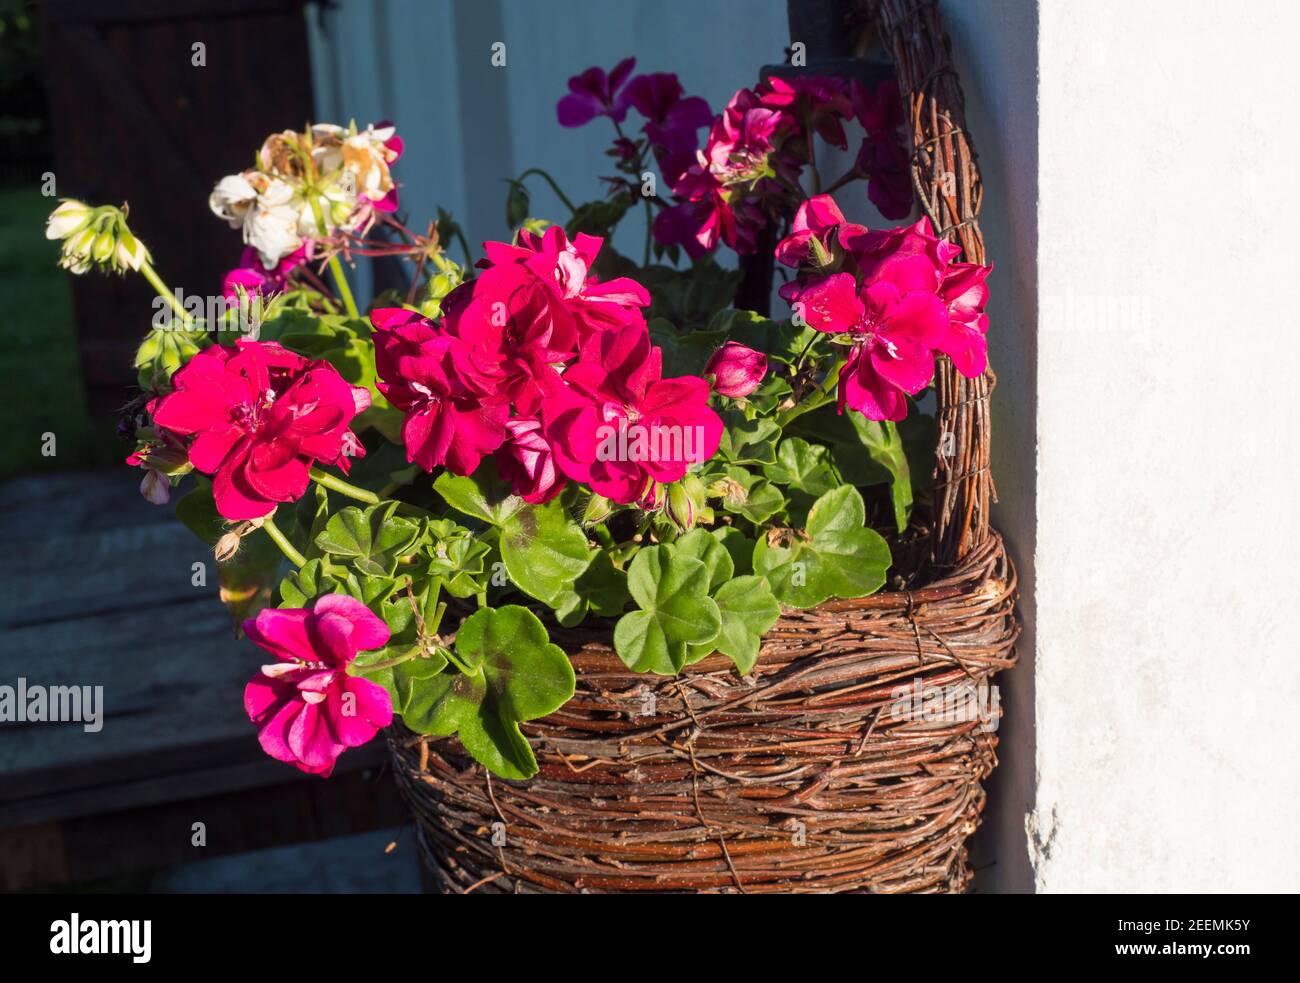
[
  {"left": 314, "top": 501, "right": 421, "bottom": 577},
  {"left": 719, "top": 466, "right": 786, "bottom": 524},
  {"left": 672, "top": 528, "right": 734, "bottom": 591},
  {"left": 553, "top": 551, "right": 630, "bottom": 627},
  {"left": 613, "top": 545, "right": 721, "bottom": 674},
  {"left": 277, "top": 557, "right": 339, "bottom": 608},
  {"left": 398, "top": 606, "right": 574, "bottom": 780},
  {"left": 716, "top": 409, "right": 780, "bottom": 466},
  {"left": 848, "top": 415, "right": 913, "bottom": 533},
  {"left": 432, "top": 464, "right": 523, "bottom": 526},
  {"left": 763, "top": 437, "right": 841, "bottom": 498},
  {"left": 499, "top": 497, "right": 592, "bottom": 604},
  {"left": 712, "top": 526, "right": 755, "bottom": 577},
  {"left": 685, "top": 575, "right": 781, "bottom": 673},
  {"left": 753, "top": 485, "right": 892, "bottom": 608}
]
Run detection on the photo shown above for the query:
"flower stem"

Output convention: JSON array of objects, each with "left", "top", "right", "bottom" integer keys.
[
  {"left": 309, "top": 467, "right": 380, "bottom": 505},
  {"left": 262, "top": 515, "right": 306, "bottom": 568},
  {"left": 139, "top": 260, "right": 195, "bottom": 328},
  {"left": 516, "top": 168, "right": 577, "bottom": 214},
  {"left": 642, "top": 197, "right": 653, "bottom": 266},
  {"left": 327, "top": 254, "right": 360, "bottom": 318},
  {"left": 804, "top": 112, "right": 822, "bottom": 195}
]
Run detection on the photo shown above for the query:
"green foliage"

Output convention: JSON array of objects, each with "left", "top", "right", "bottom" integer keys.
[
  {"left": 315, "top": 500, "right": 421, "bottom": 578},
  {"left": 753, "top": 485, "right": 892, "bottom": 608},
  {"left": 433, "top": 464, "right": 592, "bottom": 606},
  {"left": 613, "top": 545, "right": 722, "bottom": 674},
  {"left": 397, "top": 605, "right": 574, "bottom": 780}
]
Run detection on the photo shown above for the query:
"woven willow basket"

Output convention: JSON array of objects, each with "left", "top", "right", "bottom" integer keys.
[{"left": 388, "top": 0, "right": 1019, "bottom": 894}]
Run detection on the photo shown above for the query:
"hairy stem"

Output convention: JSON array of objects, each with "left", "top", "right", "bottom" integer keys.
[{"left": 261, "top": 515, "right": 306, "bottom": 568}]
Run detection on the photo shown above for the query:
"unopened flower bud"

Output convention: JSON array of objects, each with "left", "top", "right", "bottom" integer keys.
[
  {"left": 92, "top": 230, "right": 116, "bottom": 262},
  {"left": 139, "top": 468, "right": 171, "bottom": 505},
  {"left": 45, "top": 199, "right": 92, "bottom": 241},
  {"left": 665, "top": 482, "right": 696, "bottom": 532},
  {"left": 582, "top": 493, "right": 613, "bottom": 525},
  {"left": 214, "top": 531, "right": 243, "bottom": 562},
  {"left": 705, "top": 341, "right": 768, "bottom": 398},
  {"left": 638, "top": 478, "right": 665, "bottom": 512}
]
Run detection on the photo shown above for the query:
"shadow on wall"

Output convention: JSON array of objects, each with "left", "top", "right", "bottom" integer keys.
[{"left": 942, "top": 0, "right": 1040, "bottom": 894}]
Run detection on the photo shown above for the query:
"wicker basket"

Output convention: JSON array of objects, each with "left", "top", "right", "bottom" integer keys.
[{"left": 388, "top": 0, "right": 1020, "bottom": 894}]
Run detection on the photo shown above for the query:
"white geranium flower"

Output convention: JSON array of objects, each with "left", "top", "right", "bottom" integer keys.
[
  {"left": 45, "top": 199, "right": 92, "bottom": 240},
  {"left": 243, "top": 179, "right": 302, "bottom": 268},
  {"left": 209, "top": 173, "right": 259, "bottom": 228}
]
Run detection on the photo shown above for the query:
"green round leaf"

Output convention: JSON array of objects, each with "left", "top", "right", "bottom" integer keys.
[
  {"left": 398, "top": 605, "right": 574, "bottom": 780},
  {"left": 753, "top": 485, "right": 892, "bottom": 608},
  {"left": 685, "top": 575, "right": 781, "bottom": 673},
  {"left": 614, "top": 546, "right": 721, "bottom": 674},
  {"left": 672, "top": 528, "right": 734, "bottom": 591}
]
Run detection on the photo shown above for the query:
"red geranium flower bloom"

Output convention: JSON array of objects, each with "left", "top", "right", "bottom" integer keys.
[
  {"left": 541, "top": 324, "right": 722, "bottom": 503},
  {"left": 370, "top": 307, "right": 509, "bottom": 475},
  {"left": 152, "top": 339, "right": 368, "bottom": 520}
]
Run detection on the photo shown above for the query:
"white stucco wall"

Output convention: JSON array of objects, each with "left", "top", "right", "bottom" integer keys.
[{"left": 1031, "top": 0, "right": 1300, "bottom": 892}]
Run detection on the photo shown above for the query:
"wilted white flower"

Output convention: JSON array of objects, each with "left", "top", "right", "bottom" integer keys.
[
  {"left": 208, "top": 172, "right": 259, "bottom": 228},
  {"left": 312, "top": 122, "right": 398, "bottom": 203},
  {"left": 242, "top": 179, "right": 303, "bottom": 268}
]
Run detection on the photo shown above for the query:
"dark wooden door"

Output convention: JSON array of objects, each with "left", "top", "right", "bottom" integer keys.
[{"left": 40, "top": 0, "right": 316, "bottom": 417}]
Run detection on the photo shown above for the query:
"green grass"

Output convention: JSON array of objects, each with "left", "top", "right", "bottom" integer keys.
[{"left": 0, "top": 184, "right": 100, "bottom": 477}]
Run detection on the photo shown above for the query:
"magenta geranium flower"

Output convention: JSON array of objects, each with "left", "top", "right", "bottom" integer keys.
[
  {"left": 859, "top": 136, "right": 914, "bottom": 220},
  {"left": 496, "top": 417, "right": 564, "bottom": 504},
  {"left": 934, "top": 261, "right": 992, "bottom": 376},
  {"left": 488, "top": 226, "right": 651, "bottom": 341},
  {"left": 556, "top": 58, "right": 637, "bottom": 127},
  {"left": 541, "top": 324, "right": 723, "bottom": 503},
  {"left": 655, "top": 167, "right": 765, "bottom": 257},
  {"left": 626, "top": 72, "right": 713, "bottom": 184},
  {"left": 222, "top": 244, "right": 308, "bottom": 299},
  {"left": 774, "top": 194, "right": 867, "bottom": 268},
  {"left": 850, "top": 80, "right": 912, "bottom": 220},
  {"left": 371, "top": 307, "right": 510, "bottom": 475},
  {"left": 852, "top": 79, "right": 905, "bottom": 137},
  {"left": 152, "top": 339, "right": 369, "bottom": 520},
  {"left": 793, "top": 261, "right": 948, "bottom": 421},
  {"left": 758, "top": 75, "right": 854, "bottom": 149},
  {"left": 854, "top": 215, "right": 960, "bottom": 285},
  {"left": 243, "top": 594, "right": 393, "bottom": 777},
  {"left": 703, "top": 87, "right": 786, "bottom": 184},
  {"left": 440, "top": 262, "right": 577, "bottom": 414}
]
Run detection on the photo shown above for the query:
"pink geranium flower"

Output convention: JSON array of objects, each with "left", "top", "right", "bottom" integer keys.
[
  {"left": 935, "top": 261, "right": 992, "bottom": 376},
  {"left": 758, "top": 75, "right": 854, "bottom": 149},
  {"left": 370, "top": 307, "right": 509, "bottom": 475},
  {"left": 626, "top": 72, "right": 712, "bottom": 185},
  {"left": 440, "top": 262, "right": 577, "bottom": 414},
  {"left": 655, "top": 166, "right": 765, "bottom": 257},
  {"left": 496, "top": 417, "right": 564, "bottom": 504},
  {"left": 556, "top": 58, "right": 637, "bottom": 127},
  {"left": 851, "top": 79, "right": 905, "bottom": 137},
  {"left": 152, "top": 339, "right": 369, "bottom": 520},
  {"left": 222, "top": 245, "right": 308, "bottom": 299},
  {"left": 774, "top": 194, "right": 867, "bottom": 268},
  {"left": 243, "top": 594, "right": 393, "bottom": 777},
  {"left": 485, "top": 226, "right": 651, "bottom": 341},
  {"left": 859, "top": 136, "right": 914, "bottom": 220},
  {"left": 541, "top": 324, "right": 723, "bottom": 503},
  {"left": 794, "top": 260, "right": 949, "bottom": 421}
]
